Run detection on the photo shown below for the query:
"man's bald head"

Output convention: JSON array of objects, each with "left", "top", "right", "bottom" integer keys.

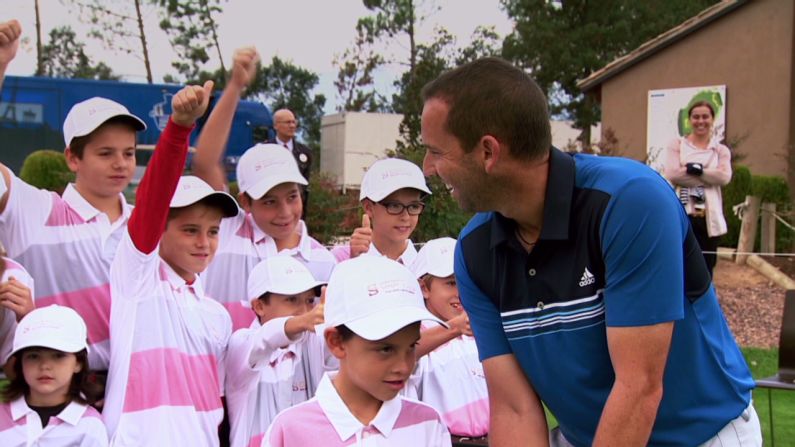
[{"left": 273, "top": 109, "right": 298, "bottom": 142}]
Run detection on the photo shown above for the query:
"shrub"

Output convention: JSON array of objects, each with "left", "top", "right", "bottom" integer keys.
[
  {"left": 722, "top": 166, "right": 792, "bottom": 252},
  {"left": 19, "top": 150, "right": 74, "bottom": 194},
  {"left": 305, "top": 172, "right": 359, "bottom": 245}
]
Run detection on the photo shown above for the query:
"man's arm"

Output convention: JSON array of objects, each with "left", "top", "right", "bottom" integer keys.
[
  {"left": 485, "top": 354, "right": 549, "bottom": 447},
  {"left": 592, "top": 323, "right": 672, "bottom": 446},
  {"left": 193, "top": 47, "right": 259, "bottom": 191}
]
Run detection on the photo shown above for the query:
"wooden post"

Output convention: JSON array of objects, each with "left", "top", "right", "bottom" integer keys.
[
  {"left": 761, "top": 202, "right": 777, "bottom": 255},
  {"left": 736, "top": 195, "right": 761, "bottom": 265}
]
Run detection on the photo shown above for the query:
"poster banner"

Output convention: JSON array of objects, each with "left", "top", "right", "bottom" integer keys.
[{"left": 646, "top": 85, "right": 726, "bottom": 173}]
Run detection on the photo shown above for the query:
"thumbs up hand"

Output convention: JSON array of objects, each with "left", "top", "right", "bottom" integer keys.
[
  {"left": 171, "top": 80, "right": 214, "bottom": 126},
  {"left": 349, "top": 214, "right": 373, "bottom": 259}
]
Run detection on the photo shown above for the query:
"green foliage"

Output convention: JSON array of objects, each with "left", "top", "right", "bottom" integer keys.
[
  {"left": 19, "top": 150, "right": 74, "bottom": 194},
  {"left": 501, "top": 0, "right": 719, "bottom": 129},
  {"left": 305, "top": 173, "right": 360, "bottom": 245},
  {"left": 155, "top": 0, "right": 226, "bottom": 82},
  {"left": 249, "top": 56, "right": 326, "bottom": 152},
  {"left": 333, "top": 25, "right": 389, "bottom": 112},
  {"left": 722, "top": 166, "right": 793, "bottom": 252},
  {"left": 38, "top": 26, "right": 119, "bottom": 80}
]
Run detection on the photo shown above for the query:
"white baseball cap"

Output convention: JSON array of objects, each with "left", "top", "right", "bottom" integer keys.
[
  {"left": 246, "top": 256, "right": 325, "bottom": 306},
  {"left": 359, "top": 158, "right": 432, "bottom": 202},
  {"left": 236, "top": 144, "right": 307, "bottom": 200},
  {"left": 9, "top": 305, "right": 89, "bottom": 360},
  {"left": 63, "top": 97, "right": 146, "bottom": 147},
  {"left": 170, "top": 175, "right": 239, "bottom": 218},
  {"left": 324, "top": 256, "right": 446, "bottom": 341},
  {"left": 411, "top": 237, "right": 457, "bottom": 279}
]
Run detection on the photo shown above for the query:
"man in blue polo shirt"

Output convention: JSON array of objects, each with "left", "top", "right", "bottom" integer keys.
[{"left": 420, "top": 57, "right": 761, "bottom": 446}]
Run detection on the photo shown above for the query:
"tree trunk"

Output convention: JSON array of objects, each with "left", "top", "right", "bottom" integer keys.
[
  {"left": 134, "top": 0, "right": 153, "bottom": 83},
  {"left": 34, "top": 0, "right": 43, "bottom": 76},
  {"left": 203, "top": 0, "right": 225, "bottom": 73}
]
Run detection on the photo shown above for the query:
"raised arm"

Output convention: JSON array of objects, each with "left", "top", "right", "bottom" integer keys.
[
  {"left": 128, "top": 82, "right": 214, "bottom": 254},
  {"left": 193, "top": 47, "right": 259, "bottom": 191},
  {"left": 0, "top": 20, "right": 22, "bottom": 213}
]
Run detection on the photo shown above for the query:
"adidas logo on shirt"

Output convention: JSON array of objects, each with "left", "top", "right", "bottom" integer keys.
[{"left": 579, "top": 267, "right": 595, "bottom": 287}]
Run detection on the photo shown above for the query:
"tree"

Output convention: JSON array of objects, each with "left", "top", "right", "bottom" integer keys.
[
  {"left": 155, "top": 0, "right": 226, "bottom": 82},
  {"left": 249, "top": 56, "right": 326, "bottom": 152},
  {"left": 39, "top": 26, "right": 119, "bottom": 80},
  {"left": 333, "top": 25, "right": 388, "bottom": 112},
  {"left": 69, "top": 0, "right": 156, "bottom": 83},
  {"left": 501, "top": 0, "right": 720, "bottom": 140}
]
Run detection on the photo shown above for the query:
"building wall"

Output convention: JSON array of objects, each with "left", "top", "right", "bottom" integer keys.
[
  {"left": 600, "top": 0, "right": 794, "bottom": 185},
  {"left": 320, "top": 112, "right": 403, "bottom": 189}
]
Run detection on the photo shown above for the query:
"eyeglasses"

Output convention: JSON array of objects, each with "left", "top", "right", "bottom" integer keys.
[{"left": 377, "top": 200, "right": 426, "bottom": 216}]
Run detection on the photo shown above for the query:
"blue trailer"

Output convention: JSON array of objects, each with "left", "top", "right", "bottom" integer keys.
[{"left": 0, "top": 75, "right": 272, "bottom": 180}]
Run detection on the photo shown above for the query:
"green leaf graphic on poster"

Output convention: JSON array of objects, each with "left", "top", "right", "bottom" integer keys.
[{"left": 677, "top": 90, "right": 723, "bottom": 136}]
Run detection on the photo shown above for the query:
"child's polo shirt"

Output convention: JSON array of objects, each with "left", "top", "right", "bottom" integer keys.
[
  {"left": 0, "top": 397, "right": 108, "bottom": 447},
  {"left": 104, "top": 232, "right": 232, "bottom": 446},
  {"left": 0, "top": 257, "right": 35, "bottom": 363},
  {"left": 0, "top": 175, "right": 131, "bottom": 369},
  {"left": 262, "top": 373, "right": 452, "bottom": 447},
  {"left": 411, "top": 335, "right": 489, "bottom": 437},
  {"left": 331, "top": 240, "right": 418, "bottom": 266},
  {"left": 204, "top": 215, "right": 336, "bottom": 330},
  {"left": 226, "top": 317, "right": 337, "bottom": 447}
]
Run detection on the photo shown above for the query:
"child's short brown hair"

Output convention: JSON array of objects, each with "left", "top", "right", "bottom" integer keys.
[{"left": 67, "top": 116, "right": 141, "bottom": 159}]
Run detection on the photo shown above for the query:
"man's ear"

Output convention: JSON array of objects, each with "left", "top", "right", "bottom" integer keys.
[
  {"left": 480, "top": 135, "right": 502, "bottom": 174},
  {"left": 324, "top": 327, "right": 347, "bottom": 360}
]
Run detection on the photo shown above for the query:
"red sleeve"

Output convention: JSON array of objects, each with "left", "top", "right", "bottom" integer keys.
[{"left": 128, "top": 118, "right": 194, "bottom": 254}]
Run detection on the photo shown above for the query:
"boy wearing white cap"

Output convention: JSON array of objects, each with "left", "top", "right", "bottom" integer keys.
[
  {"left": 261, "top": 256, "right": 452, "bottom": 447},
  {"left": 191, "top": 48, "right": 336, "bottom": 330},
  {"left": 0, "top": 20, "right": 146, "bottom": 370},
  {"left": 0, "top": 305, "right": 108, "bottom": 446},
  {"left": 331, "top": 157, "right": 431, "bottom": 265},
  {"left": 101, "top": 81, "right": 238, "bottom": 446},
  {"left": 409, "top": 237, "right": 489, "bottom": 444},
  {"left": 226, "top": 256, "right": 337, "bottom": 447}
]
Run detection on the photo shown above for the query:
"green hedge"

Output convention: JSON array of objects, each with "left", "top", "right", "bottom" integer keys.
[
  {"left": 19, "top": 150, "right": 74, "bottom": 194},
  {"left": 722, "top": 166, "right": 793, "bottom": 252}
]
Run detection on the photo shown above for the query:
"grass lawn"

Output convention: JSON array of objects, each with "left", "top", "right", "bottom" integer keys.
[{"left": 743, "top": 347, "right": 795, "bottom": 446}]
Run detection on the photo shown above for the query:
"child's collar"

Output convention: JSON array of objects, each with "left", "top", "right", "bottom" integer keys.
[
  {"left": 10, "top": 397, "right": 89, "bottom": 426},
  {"left": 315, "top": 372, "right": 402, "bottom": 441}
]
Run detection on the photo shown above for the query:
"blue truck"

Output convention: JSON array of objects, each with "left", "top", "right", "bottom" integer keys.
[{"left": 0, "top": 75, "right": 272, "bottom": 181}]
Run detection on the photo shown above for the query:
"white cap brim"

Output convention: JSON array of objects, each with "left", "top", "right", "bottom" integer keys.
[
  {"left": 9, "top": 338, "right": 88, "bottom": 361},
  {"left": 361, "top": 184, "right": 432, "bottom": 202},
  {"left": 67, "top": 113, "right": 146, "bottom": 146},
  {"left": 170, "top": 190, "right": 239, "bottom": 218},
  {"left": 344, "top": 305, "right": 447, "bottom": 341},
  {"left": 245, "top": 174, "right": 308, "bottom": 200}
]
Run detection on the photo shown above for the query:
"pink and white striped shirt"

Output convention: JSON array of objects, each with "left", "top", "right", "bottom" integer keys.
[
  {"left": 408, "top": 335, "right": 489, "bottom": 437},
  {"left": 103, "top": 232, "right": 232, "bottom": 446},
  {"left": 204, "top": 216, "right": 336, "bottom": 330},
  {"left": 262, "top": 373, "right": 451, "bottom": 447},
  {"left": 331, "top": 240, "right": 418, "bottom": 266},
  {"left": 0, "top": 175, "right": 131, "bottom": 369},
  {"left": 0, "top": 257, "right": 35, "bottom": 364},
  {"left": 225, "top": 317, "right": 337, "bottom": 447},
  {"left": 0, "top": 397, "right": 108, "bottom": 447}
]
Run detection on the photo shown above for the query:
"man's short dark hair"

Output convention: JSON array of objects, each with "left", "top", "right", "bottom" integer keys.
[{"left": 421, "top": 57, "right": 552, "bottom": 161}]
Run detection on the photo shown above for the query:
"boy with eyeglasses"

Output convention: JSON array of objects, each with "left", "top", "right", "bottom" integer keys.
[{"left": 331, "top": 158, "right": 431, "bottom": 265}]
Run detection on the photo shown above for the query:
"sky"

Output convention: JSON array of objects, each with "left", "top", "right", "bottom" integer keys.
[{"left": 3, "top": 0, "right": 514, "bottom": 113}]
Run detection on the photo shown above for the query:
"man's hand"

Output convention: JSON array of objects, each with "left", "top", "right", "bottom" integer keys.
[
  {"left": 350, "top": 214, "right": 373, "bottom": 258},
  {"left": 0, "top": 20, "right": 22, "bottom": 68},
  {"left": 448, "top": 311, "right": 473, "bottom": 337},
  {"left": 230, "top": 47, "right": 259, "bottom": 90},
  {"left": 171, "top": 81, "right": 214, "bottom": 127},
  {"left": 0, "top": 277, "right": 34, "bottom": 322}
]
